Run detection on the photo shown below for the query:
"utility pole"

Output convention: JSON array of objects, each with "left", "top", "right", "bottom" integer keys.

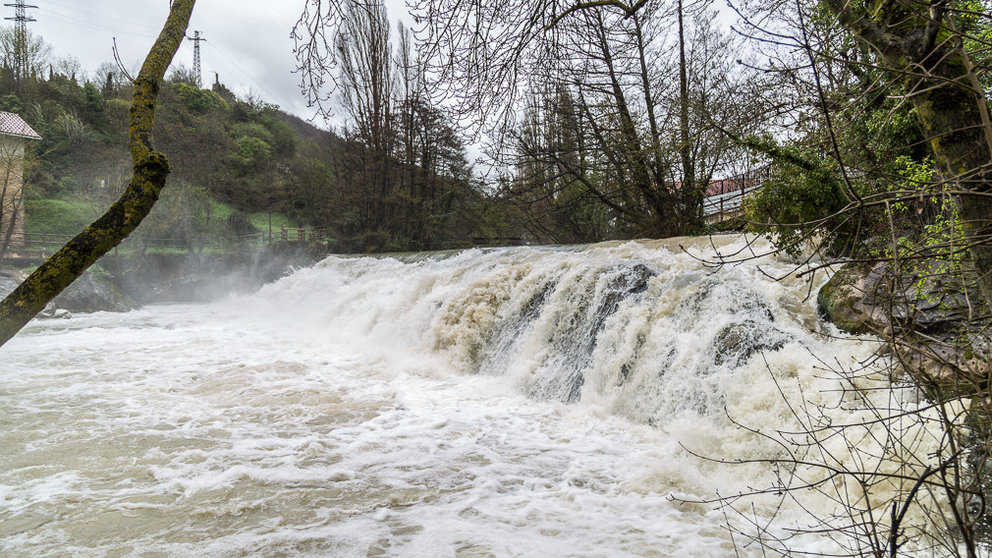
[
  {"left": 4, "top": 0, "right": 37, "bottom": 90},
  {"left": 187, "top": 30, "right": 205, "bottom": 88}
]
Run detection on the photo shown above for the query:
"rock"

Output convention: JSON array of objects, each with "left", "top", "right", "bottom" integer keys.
[
  {"left": 820, "top": 261, "right": 986, "bottom": 336},
  {"left": 713, "top": 320, "right": 787, "bottom": 367},
  {"left": 817, "top": 263, "right": 884, "bottom": 334},
  {"left": 0, "top": 275, "right": 19, "bottom": 299},
  {"left": 818, "top": 261, "right": 990, "bottom": 384},
  {"left": 0, "top": 269, "right": 27, "bottom": 297},
  {"left": 0, "top": 270, "right": 135, "bottom": 315},
  {"left": 594, "top": 263, "right": 655, "bottom": 325},
  {"left": 49, "top": 272, "right": 139, "bottom": 314},
  {"left": 38, "top": 308, "right": 72, "bottom": 320}
]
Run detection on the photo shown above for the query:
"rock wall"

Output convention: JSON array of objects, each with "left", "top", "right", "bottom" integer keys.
[{"left": 818, "top": 261, "right": 990, "bottom": 389}]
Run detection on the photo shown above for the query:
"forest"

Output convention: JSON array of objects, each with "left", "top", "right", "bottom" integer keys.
[
  {"left": 0, "top": 1, "right": 986, "bottom": 266},
  {"left": 0, "top": 27, "right": 508, "bottom": 258}
]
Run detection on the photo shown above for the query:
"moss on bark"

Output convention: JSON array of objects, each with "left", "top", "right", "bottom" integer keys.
[{"left": 0, "top": 0, "right": 196, "bottom": 347}]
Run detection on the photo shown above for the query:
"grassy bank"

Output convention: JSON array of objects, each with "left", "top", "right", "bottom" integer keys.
[{"left": 25, "top": 196, "right": 297, "bottom": 239}]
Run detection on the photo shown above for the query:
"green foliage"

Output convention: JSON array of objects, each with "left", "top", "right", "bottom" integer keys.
[
  {"left": 230, "top": 121, "right": 275, "bottom": 145},
  {"left": 24, "top": 198, "right": 95, "bottom": 235},
  {"left": 209, "top": 201, "right": 293, "bottom": 231},
  {"left": 742, "top": 143, "right": 849, "bottom": 255},
  {"left": 887, "top": 155, "right": 935, "bottom": 211},
  {"left": 231, "top": 135, "right": 274, "bottom": 171},
  {"left": 225, "top": 210, "right": 257, "bottom": 237},
  {"left": 875, "top": 157, "right": 967, "bottom": 301},
  {"left": 174, "top": 82, "right": 227, "bottom": 115},
  {"left": 4, "top": 28, "right": 506, "bottom": 255},
  {"left": 103, "top": 98, "right": 131, "bottom": 131},
  {"left": 265, "top": 117, "right": 297, "bottom": 157},
  {"left": 0, "top": 94, "right": 21, "bottom": 113},
  {"left": 82, "top": 82, "right": 103, "bottom": 115}
]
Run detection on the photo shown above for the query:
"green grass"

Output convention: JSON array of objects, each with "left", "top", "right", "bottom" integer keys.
[
  {"left": 25, "top": 197, "right": 297, "bottom": 238},
  {"left": 25, "top": 199, "right": 100, "bottom": 235},
  {"left": 249, "top": 211, "right": 294, "bottom": 232}
]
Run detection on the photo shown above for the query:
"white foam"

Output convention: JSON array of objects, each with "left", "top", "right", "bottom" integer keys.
[{"left": 0, "top": 239, "right": 951, "bottom": 556}]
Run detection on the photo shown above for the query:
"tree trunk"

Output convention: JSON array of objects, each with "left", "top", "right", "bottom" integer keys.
[
  {"left": 0, "top": 0, "right": 196, "bottom": 347},
  {"left": 677, "top": 0, "right": 697, "bottom": 228},
  {"left": 824, "top": 0, "right": 992, "bottom": 308}
]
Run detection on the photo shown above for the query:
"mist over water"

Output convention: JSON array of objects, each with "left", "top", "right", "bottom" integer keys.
[{"left": 0, "top": 238, "right": 943, "bottom": 556}]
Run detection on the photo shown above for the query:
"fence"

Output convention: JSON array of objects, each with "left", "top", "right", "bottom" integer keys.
[
  {"left": 2, "top": 228, "right": 329, "bottom": 258},
  {"left": 701, "top": 167, "right": 771, "bottom": 223}
]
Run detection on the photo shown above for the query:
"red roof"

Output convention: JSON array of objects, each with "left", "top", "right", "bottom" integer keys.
[{"left": 0, "top": 111, "right": 41, "bottom": 140}]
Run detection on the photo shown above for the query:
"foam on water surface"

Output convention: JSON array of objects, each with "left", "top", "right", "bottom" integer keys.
[{"left": 0, "top": 238, "right": 945, "bottom": 556}]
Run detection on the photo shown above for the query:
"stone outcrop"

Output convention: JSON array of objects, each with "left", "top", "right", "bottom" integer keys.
[
  {"left": 0, "top": 270, "right": 23, "bottom": 296},
  {"left": 50, "top": 272, "right": 139, "bottom": 314},
  {"left": 112, "top": 245, "right": 323, "bottom": 304},
  {"left": 0, "top": 270, "right": 137, "bottom": 317},
  {"left": 818, "top": 261, "right": 990, "bottom": 387}
]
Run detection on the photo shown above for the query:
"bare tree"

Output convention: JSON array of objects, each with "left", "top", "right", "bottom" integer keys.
[
  {"left": 492, "top": 2, "right": 761, "bottom": 238},
  {"left": 0, "top": 27, "right": 51, "bottom": 90},
  {"left": 334, "top": 0, "right": 395, "bottom": 234},
  {"left": 0, "top": 137, "right": 30, "bottom": 261}
]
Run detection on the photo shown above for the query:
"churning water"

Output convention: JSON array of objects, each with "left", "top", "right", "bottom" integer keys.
[{"left": 0, "top": 238, "right": 949, "bottom": 557}]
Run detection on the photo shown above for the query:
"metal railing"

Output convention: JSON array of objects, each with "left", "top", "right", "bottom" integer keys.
[
  {"left": 3, "top": 228, "right": 330, "bottom": 257},
  {"left": 701, "top": 167, "right": 771, "bottom": 222}
]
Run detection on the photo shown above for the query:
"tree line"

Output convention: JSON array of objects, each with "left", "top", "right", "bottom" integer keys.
[{"left": 0, "top": 22, "right": 506, "bottom": 256}]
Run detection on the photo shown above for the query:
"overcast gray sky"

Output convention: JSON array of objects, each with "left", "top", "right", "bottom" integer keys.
[{"left": 29, "top": 0, "right": 410, "bottom": 123}]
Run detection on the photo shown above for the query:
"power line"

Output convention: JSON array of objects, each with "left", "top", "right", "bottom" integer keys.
[
  {"left": 187, "top": 30, "right": 205, "bottom": 87},
  {"left": 38, "top": 10, "right": 155, "bottom": 38},
  {"left": 4, "top": 0, "right": 37, "bottom": 87},
  {"left": 40, "top": 0, "right": 159, "bottom": 33}
]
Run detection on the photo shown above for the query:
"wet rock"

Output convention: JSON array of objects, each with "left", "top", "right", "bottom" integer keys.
[
  {"left": 819, "top": 261, "right": 985, "bottom": 336},
  {"left": 50, "top": 272, "right": 138, "bottom": 313},
  {"left": 593, "top": 264, "right": 655, "bottom": 330},
  {"left": 38, "top": 308, "right": 71, "bottom": 320},
  {"left": 817, "top": 263, "right": 883, "bottom": 334},
  {"left": 0, "top": 270, "right": 134, "bottom": 315},
  {"left": 0, "top": 274, "right": 19, "bottom": 298},
  {"left": 818, "top": 261, "right": 990, "bottom": 383},
  {"left": 713, "top": 320, "right": 787, "bottom": 368},
  {"left": 521, "top": 263, "right": 657, "bottom": 405}
]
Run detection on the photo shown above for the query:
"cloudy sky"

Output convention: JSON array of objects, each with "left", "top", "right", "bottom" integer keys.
[{"left": 29, "top": 0, "right": 411, "bottom": 124}]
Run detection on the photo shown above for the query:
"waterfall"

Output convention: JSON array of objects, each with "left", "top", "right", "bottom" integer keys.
[
  {"left": 0, "top": 237, "right": 953, "bottom": 557},
  {"left": 252, "top": 237, "right": 827, "bottom": 426}
]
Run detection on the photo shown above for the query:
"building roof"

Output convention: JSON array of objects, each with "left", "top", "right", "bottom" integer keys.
[{"left": 0, "top": 111, "right": 41, "bottom": 140}]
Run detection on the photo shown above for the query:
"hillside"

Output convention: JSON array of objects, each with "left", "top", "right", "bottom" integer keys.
[{"left": 3, "top": 65, "right": 505, "bottom": 255}]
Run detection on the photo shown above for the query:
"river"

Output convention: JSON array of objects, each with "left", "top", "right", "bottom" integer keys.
[{"left": 0, "top": 237, "right": 948, "bottom": 556}]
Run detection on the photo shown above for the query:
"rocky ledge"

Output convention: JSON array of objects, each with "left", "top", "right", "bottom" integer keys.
[
  {"left": 818, "top": 261, "right": 990, "bottom": 387},
  {"left": 0, "top": 270, "right": 139, "bottom": 317}
]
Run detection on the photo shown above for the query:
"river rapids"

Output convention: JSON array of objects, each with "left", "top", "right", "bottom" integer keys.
[{"left": 0, "top": 237, "right": 956, "bottom": 556}]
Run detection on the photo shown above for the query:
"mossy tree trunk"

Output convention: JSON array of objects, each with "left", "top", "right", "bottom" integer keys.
[
  {"left": 0, "top": 0, "right": 196, "bottom": 347},
  {"left": 822, "top": 0, "right": 992, "bottom": 308},
  {"left": 822, "top": 5, "right": 992, "bottom": 551}
]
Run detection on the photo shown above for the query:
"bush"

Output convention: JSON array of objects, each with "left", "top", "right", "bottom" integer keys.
[
  {"left": 742, "top": 148, "right": 852, "bottom": 256},
  {"left": 225, "top": 211, "right": 257, "bottom": 237},
  {"left": 174, "top": 82, "right": 227, "bottom": 115}
]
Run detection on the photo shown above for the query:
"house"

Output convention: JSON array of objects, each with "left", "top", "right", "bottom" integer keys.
[{"left": 0, "top": 111, "right": 41, "bottom": 250}]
